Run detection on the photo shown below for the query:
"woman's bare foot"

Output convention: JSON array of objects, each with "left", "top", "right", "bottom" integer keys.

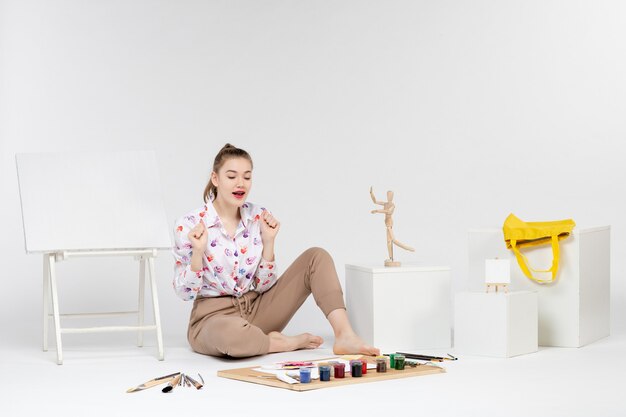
[
  {"left": 333, "top": 332, "right": 380, "bottom": 356},
  {"left": 268, "top": 331, "right": 324, "bottom": 353}
]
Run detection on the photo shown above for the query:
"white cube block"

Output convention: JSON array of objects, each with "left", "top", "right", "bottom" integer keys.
[
  {"left": 468, "top": 226, "right": 610, "bottom": 347},
  {"left": 454, "top": 291, "right": 538, "bottom": 358},
  {"left": 345, "top": 264, "right": 451, "bottom": 352}
]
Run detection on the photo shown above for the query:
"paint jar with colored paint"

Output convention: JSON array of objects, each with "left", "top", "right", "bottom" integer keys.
[
  {"left": 333, "top": 363, "right": 345, "bottom": 378},
  {"left": 360, "top": 359, "right": 368, "bottom": 375},
  {"left": 319, "top": 365, "right": 331, "bottom": 382},
  {"left": 350, "top": 360, "right": 363, "bottom": 377},
  {"left": 394, "top": 354, "right": 406, "bottom": 370},
  {"left": 376, "top": 358, "right": 387, "bottom": 373},
  {"left": 299, "top": 367, "right": 311, "bottom": 383},
  {"left": 389, "top": 354, "right": 396, "bottom": 368},
  {"left": 377, "top": 355, "right": 390, "bottom": 368}
]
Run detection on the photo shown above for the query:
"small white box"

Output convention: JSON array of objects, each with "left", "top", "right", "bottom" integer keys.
[
  {"left": 345, "top": 264, "right": 451, "bottom": 352},
  {"left": 468, "top": 226, "right": 610, "bottom": 347},
  {"left": 454, "top": 291, "right": 538, "bottom": 358}
]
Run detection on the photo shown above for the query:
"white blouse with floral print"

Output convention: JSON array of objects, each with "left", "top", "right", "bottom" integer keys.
[{"left": 172, "top": 201, "right": 278, "bottom": 301}]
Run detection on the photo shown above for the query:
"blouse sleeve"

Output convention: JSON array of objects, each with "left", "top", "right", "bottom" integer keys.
[
  {"left": 172, "top": 217, "right": 204, "bottom": 301},
  {"left": 253, "top": 257, "right": 278, "bottom": 293}
]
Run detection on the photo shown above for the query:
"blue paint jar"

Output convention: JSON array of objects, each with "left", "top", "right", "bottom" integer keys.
[
  {"left": 299, "top": 367, "right": 311, "bottom": 384},
  {"left": 319, "top": 365, "right": 331, "bottom": 382}
]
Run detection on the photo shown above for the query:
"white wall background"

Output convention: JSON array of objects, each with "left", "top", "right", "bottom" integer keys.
[{"left": 1, "top": 0, "right": 625, "bottom": 350}]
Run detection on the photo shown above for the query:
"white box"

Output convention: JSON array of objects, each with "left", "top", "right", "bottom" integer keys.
[
  {"left": 468, "top": 226, "right": 610, "bottom": 347},
  {"left": 454, "top": 291, "right": 538, "bottom": 358},
  {"left": 345, "top": 264, "right": 451, "bottom": 352}
]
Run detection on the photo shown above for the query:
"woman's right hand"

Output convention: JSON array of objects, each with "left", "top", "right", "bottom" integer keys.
[{"left": 188, "top": 220, "right": 208, "bottom": 251}]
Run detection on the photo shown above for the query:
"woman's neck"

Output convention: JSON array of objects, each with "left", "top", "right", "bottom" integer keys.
[{"left": 212, "top": 196, "right": 241, "bottom": 223}]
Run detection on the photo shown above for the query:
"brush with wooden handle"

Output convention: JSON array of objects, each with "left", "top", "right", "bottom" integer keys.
[
  {"left": 161, "top": 373, "right": 183, "bottom": 393},
  {"left": 126, "top": 372, "right": 181, "bottom": 393},
  {"left": 184, "top": 374, "right": 204, "bottom": 390}
]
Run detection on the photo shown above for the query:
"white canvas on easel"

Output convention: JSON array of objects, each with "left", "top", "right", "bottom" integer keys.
[{"left": 16, "top": 150, "right": 172, "bottom": 364}]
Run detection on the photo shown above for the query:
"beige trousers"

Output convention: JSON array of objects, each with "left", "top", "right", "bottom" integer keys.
[{"left": 187, "top": 247, "right": 346, "bottom": 358}]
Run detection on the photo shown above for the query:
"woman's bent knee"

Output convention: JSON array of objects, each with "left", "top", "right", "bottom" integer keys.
[{"left": 303, "top": 247, "right": 332, "bottom": 262}]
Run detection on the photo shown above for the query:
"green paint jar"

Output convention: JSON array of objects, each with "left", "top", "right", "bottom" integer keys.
[{"left": 394, "top": 354, "right": 406, "bottom": 370}]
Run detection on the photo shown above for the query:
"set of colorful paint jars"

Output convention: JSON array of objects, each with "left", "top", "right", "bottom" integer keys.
[
  {"left": 299, "top": 357, "right": 402, "bottom": 383},
  {"left": 300, "top": 362, "right": 349, "bottom": 384}
]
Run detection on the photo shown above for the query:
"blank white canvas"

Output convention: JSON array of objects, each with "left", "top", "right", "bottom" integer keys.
[
  {"left": 485, "top": 259, "right": 511, "bottom": 284},
  {"left": 16, "top": 151, "right": 172, "bottom": 252}
]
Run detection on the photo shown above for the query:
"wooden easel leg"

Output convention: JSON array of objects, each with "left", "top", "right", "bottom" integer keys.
[
  {"left": 148, "top": 256, "right": 164, "bottom": 361},
  {"left": 137, "top": 258, "right": 146, "bottom": 347},
  {"left": 43, "top": 254, "right": 50, "bottom": 352},
  {"left": 48, "top": 254, "right": 63, "bottom": 365}
]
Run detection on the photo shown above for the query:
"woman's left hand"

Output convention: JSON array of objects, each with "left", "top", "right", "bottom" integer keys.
[{"left": 260, "top": 210, "right": 280, "bottom": 243}]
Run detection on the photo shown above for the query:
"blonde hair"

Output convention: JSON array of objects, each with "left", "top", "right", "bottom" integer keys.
[{"left": 203, "top": 143, "right": 253, "bottom": 203}]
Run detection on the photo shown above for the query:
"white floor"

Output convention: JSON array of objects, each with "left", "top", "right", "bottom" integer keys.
[{"left": 2, "top": 332, "right": 626, "bottom": 417}]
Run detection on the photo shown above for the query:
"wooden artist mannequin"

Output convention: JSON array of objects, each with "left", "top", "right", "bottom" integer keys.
[{"left": 370, "top": 187, "right": 415, "bottom": 267}]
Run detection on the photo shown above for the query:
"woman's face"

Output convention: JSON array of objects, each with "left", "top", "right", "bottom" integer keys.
[{"left": 212, "top": 157, "right": 253, "bottom": 207}]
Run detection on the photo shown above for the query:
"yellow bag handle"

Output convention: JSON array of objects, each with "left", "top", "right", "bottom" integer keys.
[{"left": 509, "top": 235, "right": 560, "bottom": 284}]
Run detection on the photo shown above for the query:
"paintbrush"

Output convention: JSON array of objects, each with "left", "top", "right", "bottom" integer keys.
[
  {"left": 126, "top": 372, "right": 181, "bottom": 393},
  {"left": 184, "top": 374, "right": 204, "bottom": 390},
  {"left": 162, "top": 373, "right": 183, "bottom": 393},
  {"left": 395, "top": 352, "right": 458, "bottom": 362}
]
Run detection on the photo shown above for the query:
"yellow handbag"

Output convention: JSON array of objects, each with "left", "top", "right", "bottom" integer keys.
[{"left": 503, "top": 214, "right": 576, "bottom": 284}]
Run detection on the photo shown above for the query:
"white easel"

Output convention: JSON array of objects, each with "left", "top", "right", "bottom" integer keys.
[{"left": 17, "top": 151, "right": 172, "bottom": 365}]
